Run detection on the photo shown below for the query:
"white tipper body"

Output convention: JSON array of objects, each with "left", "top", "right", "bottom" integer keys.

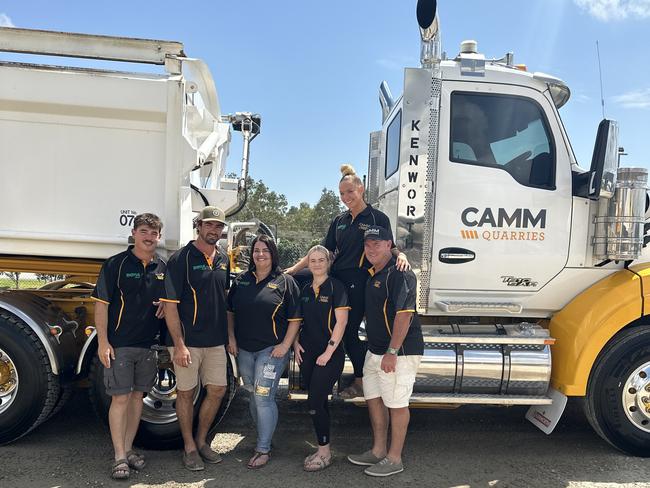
[{"left": 0, "top": 29, "right": 237, "bottom": 260}]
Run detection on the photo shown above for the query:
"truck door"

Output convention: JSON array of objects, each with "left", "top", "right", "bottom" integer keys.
[{"left": 429, "top": 82, "right": 572, "bottom": 296}]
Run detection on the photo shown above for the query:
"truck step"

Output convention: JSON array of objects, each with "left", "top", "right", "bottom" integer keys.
[
  {"left": 288, "top": 390, "right": 552, "bottom": 406},
  {"left": 422, "top": 335, "right": 555, "bottom": 346},
  {"left": 435, "top": 301, "right": 522, "bottom": 314},
  {"left": 287, "top": 390, "right": 332, "bottom": 401},
  {"left": 339, "top": 393, "right": 552, "bottom": 406}
]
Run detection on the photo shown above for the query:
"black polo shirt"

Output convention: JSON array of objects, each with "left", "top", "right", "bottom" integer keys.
[
  {"left": 323, "top": 204, "right": 395, "bottom": 272},
  {"left": 161, "top": 241, "right": 230, "bottom": 348},
  {"left": 227, "top": 270, "right": 301, "bottom": 352},
  {"left": 364, "top": 257, "right": 424, "bottom": 356},
  {"left": 299, "top": 277, "right": 350, "bottom": 353},
  {"left": 91, "top": 246, "right": 166, "bottom": 348}
]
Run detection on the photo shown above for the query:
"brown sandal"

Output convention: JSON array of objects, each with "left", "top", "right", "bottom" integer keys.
[
  {"left": 126, "top": 450, "right": 146, "bottom": 470},
  {"left": 304, "top": 453, "right": 333, "bottom": 472},
  {"left": 111, "top": 459, "right": 130, "bottom": 480},
  {"left": 247, "top": 451, "right": 270, "bottom": 469}
]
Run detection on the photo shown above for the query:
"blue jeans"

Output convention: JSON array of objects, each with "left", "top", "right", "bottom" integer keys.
[{"left": 237, "top": 345, "right": 289, "bottom": 453}]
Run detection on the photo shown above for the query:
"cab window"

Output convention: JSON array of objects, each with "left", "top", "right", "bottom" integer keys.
[
  {"left": 385, "top": 110, "right": 402, "bottom": 178},
  {"left": 450, "top": 92, "right": 555, "bottom": 190}
]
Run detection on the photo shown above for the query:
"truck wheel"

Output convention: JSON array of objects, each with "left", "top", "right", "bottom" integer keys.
[
  {"left": 48, "top": 385, "right": 73, "bottom": 420},
  {"left": 0, "top": 312, "right": 60, "bottom": 444},
  {"left": 88, "top": 353, "right": 237, "bottom": 450},
  {"left": 585, "top": 325, "right": 650, "bottom": 456}
]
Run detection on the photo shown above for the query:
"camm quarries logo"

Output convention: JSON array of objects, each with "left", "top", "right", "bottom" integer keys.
[{"left": 460, "top": 207, "right": 546, "bottom": 242}]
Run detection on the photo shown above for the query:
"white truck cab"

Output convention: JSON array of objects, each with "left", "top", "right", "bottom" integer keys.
[{"left": 364, "top": 0, "right": 650, "bottom": 456}]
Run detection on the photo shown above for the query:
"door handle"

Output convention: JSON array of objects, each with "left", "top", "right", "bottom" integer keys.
[{"left": 439, "top": 247, "right": 476, "bottom": 264}]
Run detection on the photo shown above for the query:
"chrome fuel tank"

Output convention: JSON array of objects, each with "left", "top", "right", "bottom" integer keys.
[{"left": 414, "top": 323, "right": 552, "bottom": 396}]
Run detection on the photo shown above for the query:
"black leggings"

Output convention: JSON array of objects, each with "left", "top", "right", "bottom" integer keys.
[
  {"left": 300, "top": 348, "right": 345, "bottom": 446},
  {"left": 333, "top": 268, "right": 368, "bottom": 378}
]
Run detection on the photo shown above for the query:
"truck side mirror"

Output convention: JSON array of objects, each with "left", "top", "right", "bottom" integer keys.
[{"left": 587, "top": 119, "right": 619, "bottom": 200}]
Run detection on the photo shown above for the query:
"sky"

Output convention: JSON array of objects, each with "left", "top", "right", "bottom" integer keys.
[{"left": 1, "top": 0, "right": 649, "bottom": 207}]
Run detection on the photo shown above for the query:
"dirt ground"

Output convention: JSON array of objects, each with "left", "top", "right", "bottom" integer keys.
[{"left": 1, "top": 390, "right": 649, "bottom": 488}]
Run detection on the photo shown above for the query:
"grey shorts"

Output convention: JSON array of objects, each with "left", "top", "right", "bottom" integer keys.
[{"left": 103, "top": 347, "right": 157, "bottom": 396}]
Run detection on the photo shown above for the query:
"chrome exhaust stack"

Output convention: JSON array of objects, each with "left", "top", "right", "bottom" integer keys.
[
  {"left": 417, "top": 0, "right": 441, "bottom": 70},
  {"left": 378, "top": 81, "right": 394, "bottom": 123}
]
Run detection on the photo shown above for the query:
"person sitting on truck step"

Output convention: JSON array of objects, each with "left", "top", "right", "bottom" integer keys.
[
  {"left": 293, "top": 244, "right": 350, "bottom": 471},
  {"left": 91, "top": 213, "right": 166, "bottom": 480},
  {"left": 347, "top": 225, "right": 424, "bottom": 478},
  {"left": 227, "top": 234, "right": 302, "bottom": 469},
  {"left": 286, "top": 164, "right": 410, "bottom": 400},
  {"left": 161, "top": 206, "right": 230, "bottom": 472}
]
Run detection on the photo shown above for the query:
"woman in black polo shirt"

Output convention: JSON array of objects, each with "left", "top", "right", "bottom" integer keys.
[
  {"left": 227, "top": 234, "right": 301, "bottom": 469},
  {"left": 293, "top": 245, "right": 349, "bottom": 471},
  {"left": 287, "top": 164, "right": 409, "bottom": 398}
]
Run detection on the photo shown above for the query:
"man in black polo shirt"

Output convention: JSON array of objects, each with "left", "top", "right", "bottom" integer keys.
[
  {"left": 91, "top": 213, "right": 165, "bottom": 480},
  {"left": 161, "top": 206, "right": 230, "bottom": 471},
  {"left": 347, "top": 225, "right": 423, "bottom": 477}
]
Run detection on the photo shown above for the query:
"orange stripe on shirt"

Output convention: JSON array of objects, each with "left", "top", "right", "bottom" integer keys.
[{"left": 159, "top": 298, "right": 181, "bottom": 304}]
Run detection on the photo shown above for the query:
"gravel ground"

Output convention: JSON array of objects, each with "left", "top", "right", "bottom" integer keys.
[{"left": 1, "top": 390, "right": 649, "bottom": 488}]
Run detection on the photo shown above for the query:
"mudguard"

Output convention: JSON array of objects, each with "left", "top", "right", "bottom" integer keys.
[
  {"left": 550, "top": 263, "right": 650, "bottom": 396},
  {"left": 0, "top": 291, "right": 79, "bottom": 376}
]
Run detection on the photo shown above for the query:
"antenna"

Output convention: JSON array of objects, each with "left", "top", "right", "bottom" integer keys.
[{"left": 596, "top": 40, "right": 606, "bottom": 119}]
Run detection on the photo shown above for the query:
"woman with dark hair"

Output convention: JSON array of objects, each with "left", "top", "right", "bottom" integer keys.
[
  {"left": 287, "top": 165, "right": 409, "bottom": 399},
  {"left": 227, "top": 234, "right": 302, "bottom": 469}
]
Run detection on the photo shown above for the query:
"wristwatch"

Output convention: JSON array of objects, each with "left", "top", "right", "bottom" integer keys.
[
  {"left": 386, "top": 347, "right": 399, "bottom": 355},
  {"left": 328, "top": 339, "right": 336, "bottom": 347}
]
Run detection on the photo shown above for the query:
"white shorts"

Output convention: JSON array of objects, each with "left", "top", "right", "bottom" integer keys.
[{"left": 362, "top": 351, "right": 421, "bottom": 409}]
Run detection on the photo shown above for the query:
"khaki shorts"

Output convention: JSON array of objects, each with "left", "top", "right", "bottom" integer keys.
[
  {"left": 362, "top": 351, "right": 421, "bottom": 409},
  {"left": 169, "top": 345, "right": 227, "bottom": 391}
]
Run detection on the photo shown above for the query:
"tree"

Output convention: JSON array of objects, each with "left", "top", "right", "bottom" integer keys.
[
  {"left": 284, "top": 202, "right": 313, "bottom": 233},
  {"left": 36, "top": 273, "right": 66, "bottom": 283},
  {"left": 235, "top": 177, "right": 288, "bottom": 228},
  {"left": 1, "top": 272, "right": 20, "bottom": 289},
  {"left": 311, "top": 188, "right": 343, "bottom": 236}
]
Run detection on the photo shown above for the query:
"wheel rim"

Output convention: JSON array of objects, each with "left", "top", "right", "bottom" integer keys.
[
  {"left": 141, "top": 367, "right": 200, "bottom": 425},
  {"left": 0, "top": 347, "right": 19, "bottom": 415},
  {"left": 622, "top": 361, "right": 650, "bottom": 432}
]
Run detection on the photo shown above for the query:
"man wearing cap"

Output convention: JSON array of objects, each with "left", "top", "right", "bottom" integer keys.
[
  {"left": 161, "top": 206, "right": 230, "bottom": 471},
  {"left": 347, "top": 225, "right": 424, "bottom": 477},
  {"left": 91, "top": 213, "right": 166, "bottom": 480}
]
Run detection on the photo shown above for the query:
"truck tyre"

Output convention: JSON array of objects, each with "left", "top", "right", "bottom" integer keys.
[
  {"left": 88, "top": 353, "right": 237, "bottom": 450},
  {"left": 48, "top": 385, "right": 73, "bottom": 420},
  {"left": 0, "top": 312, "right": 60, "bottom": 445},
  {"left": 585, "top": 325, "right": 650, "bottom": 456}
]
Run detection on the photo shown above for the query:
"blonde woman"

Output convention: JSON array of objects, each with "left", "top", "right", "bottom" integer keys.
[
  {"left": 293, "top": 245, "right": 349, "bottom": 471},
  {"left": 287, "top": 165, "right": 409, "bottom": 399}
]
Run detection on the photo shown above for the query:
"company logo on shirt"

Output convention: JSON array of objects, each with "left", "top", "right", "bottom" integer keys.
[
  {"left": 267, "top": 283, "right": 278, "bottom": 290},
  {"left": 192, "top": 264, "right": 210, "bottom": 271},
  {"left": 220, "top": 264, "right": 227, "bottom": 270},
  {"left": 358, "top": 223, "right": 370, "bottom": 231},
  {"left": 125, "top": 272, "right": 142, "bottom": 279},
  {"left": 301, "top": 296, "right": 310, "bottom": 302},
  {"left": 155, "top": 273, "right": 165, "bottom": 280},
  {"left": 373, "top": 280, "right": 381, "bottom": 288},
  {"left": 318, "top": 295, "right": 330, "bottom": 303},
  {"left": 239, "top": 281, "right": 250, "bottom": 286},
  {"left": 337, "top": 224, "right": 347, "bottom": 231}
]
